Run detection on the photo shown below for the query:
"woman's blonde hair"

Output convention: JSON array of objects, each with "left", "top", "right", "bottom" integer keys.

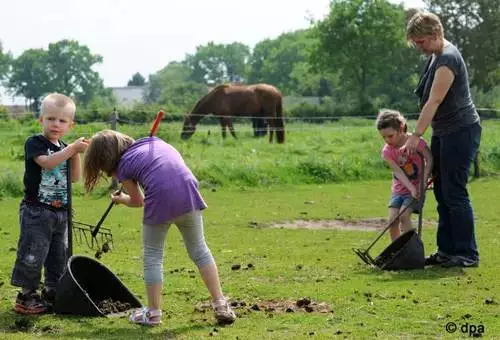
[
  {"left": 406, "top": 11, "right": 444, "bottom": 40},
  {"left": 376, "top": 109, "right": 407, "bottom": 132},
  {"left": 83, "top": 130, "right": 134, "bottom": 192}
]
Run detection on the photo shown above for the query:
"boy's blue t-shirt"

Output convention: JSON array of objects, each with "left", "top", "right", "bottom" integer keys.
[{"left": 23, "top": 134, "right": 69, "bottom": 209}]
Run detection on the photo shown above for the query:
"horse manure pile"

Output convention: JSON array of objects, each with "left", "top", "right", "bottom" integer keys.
[
  {"left": 94, "top": 242, "right": 111, "bottom": 259},
  {"left": 195, "top": 298, "right": 332, "bottom": 314},
  {"left": 97, "top": 298, "right": 132, "bottom": 314}
]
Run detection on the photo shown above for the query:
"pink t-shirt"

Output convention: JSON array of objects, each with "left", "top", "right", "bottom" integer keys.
[{"left": 382, "top": 137, "right": 428, "bottom": 195}]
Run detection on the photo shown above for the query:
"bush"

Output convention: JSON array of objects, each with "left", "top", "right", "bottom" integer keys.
[{"left": 0, "top": 169, "right": 24, "bottom": 198}]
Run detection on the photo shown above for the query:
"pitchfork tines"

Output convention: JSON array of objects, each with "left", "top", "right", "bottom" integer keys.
[{"left": 73, "top": 221, "right": 113, "bottom": 251}]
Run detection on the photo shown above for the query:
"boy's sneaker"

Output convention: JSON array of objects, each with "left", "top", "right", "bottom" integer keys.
[
  {"left": 41, "top": 288, "right": 57, "bottom": 311},
  {"left": 14, "top": 291, "right": 47, "bottom": 315},
  {"left": 212, "top": 298, "right": 236, "bottom": 325}
]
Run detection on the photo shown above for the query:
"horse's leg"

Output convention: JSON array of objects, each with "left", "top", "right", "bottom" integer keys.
[
  {"left": 257, "top": 118, "right": 268, "bottom": 137},
  {"left": 252, "top": 118, "right": 258, "bottom": 137},
  {"left": 228, "top": 119, "right": 237, "bottom": 139},
  {"left": 268, "top": 116, "right": 275, "bottom": 143},
  {"left": 220, "top": 118, "right": 227, "bottom": 139}
]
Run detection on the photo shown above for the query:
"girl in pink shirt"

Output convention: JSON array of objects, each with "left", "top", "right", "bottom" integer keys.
[{"left": 376, "top": 109, "right": 433, "bottom": 241}]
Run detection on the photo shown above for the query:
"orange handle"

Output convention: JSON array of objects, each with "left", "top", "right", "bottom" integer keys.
[{"left": 150, "top": 110, "right": 165, "bottom": 137}]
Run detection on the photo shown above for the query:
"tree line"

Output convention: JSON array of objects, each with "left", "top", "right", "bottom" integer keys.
[{"left": 1, "top": 0, "right": 499, "bottom": 119}]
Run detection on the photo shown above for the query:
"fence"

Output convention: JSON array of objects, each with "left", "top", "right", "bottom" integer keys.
[{"left": 2, "top": 106, "right": 495, "bottom": 179}]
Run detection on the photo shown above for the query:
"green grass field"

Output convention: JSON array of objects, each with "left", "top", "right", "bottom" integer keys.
[{"left": 0, "top": 119, "right": 499, "bottom": 339}]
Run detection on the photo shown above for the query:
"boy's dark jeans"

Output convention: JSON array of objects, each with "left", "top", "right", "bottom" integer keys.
[
  {"left": 11, "top": 202, "right": 68, "bottom": 290},
  {"left": 431, "top": 122, "right": 481, "bottom": 262}
]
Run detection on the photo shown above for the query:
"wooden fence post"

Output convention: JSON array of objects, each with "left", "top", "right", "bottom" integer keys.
[{"left": 109, "top": 108, "right": 119, "bottom": 190}]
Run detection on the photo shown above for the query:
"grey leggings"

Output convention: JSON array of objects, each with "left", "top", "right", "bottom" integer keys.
[{"left": 143, "top": 210, "right": 214, "bottom": 285}]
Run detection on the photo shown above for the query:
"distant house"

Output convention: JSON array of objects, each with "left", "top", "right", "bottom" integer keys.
[
  {"left": 3, "top": 104, "right": 28, "bottom": 118},
  {"left": 110, "top": 86, "right": 147, "bottom": 108}
]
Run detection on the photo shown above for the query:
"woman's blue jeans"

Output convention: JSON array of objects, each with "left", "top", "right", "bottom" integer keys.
[{"left": 431, "top": 122, "right": 481, "bottom": 262}]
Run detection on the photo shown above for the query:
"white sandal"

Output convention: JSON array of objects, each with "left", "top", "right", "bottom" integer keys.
[
  {"left": 129, "top": 307, "right": 162, "bottom": 326},
  {"left": 212, "top": 298, "right": 236, "bottom": 325}
]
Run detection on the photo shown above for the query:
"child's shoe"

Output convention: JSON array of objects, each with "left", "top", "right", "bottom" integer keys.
[
  {"left": 212, "top": 298, "right": 236, "bottom": 325},
  {"left": 14, "top": 291, "right": 47, "bottom": 315},
  {"left": 41, "top": 288, "right": 57, "bottom": 311},
  {"left": 129, "top": 307, "right": 162, "bottom": 326}
]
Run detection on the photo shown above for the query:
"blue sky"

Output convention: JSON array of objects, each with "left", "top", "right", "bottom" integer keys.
[{"left": 0, "top": 0, "right": 425, "bottom": 104}]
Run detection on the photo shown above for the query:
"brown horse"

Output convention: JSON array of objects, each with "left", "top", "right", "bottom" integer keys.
[{"left": 180, "top": 83, "right": 285, "bottom": 143}]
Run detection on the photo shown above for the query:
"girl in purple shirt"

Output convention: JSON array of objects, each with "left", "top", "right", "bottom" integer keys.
[
  {"left": 376, "top": 110, "right": 433, "bottom": 241},
  {"left": 83, "top": 130, "right": 235, "bottom": 326}
]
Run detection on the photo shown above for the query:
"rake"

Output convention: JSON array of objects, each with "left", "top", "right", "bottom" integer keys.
[{"left": 70, "top": 110, "right": 165, "bottom": 256}]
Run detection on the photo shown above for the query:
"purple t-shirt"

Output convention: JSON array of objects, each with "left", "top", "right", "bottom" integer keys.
[{"left": 116, "top": 137, "right": 207, "bottom": 225}]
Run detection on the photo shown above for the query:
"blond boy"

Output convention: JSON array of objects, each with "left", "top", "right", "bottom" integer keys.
[{"left": 11, "top": 93, "right": 88, "bottom": 314}]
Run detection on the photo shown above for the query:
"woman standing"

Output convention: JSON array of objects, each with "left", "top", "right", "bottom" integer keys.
[{"left": 402, "top": 11, "right": 481, "bottom": 268}]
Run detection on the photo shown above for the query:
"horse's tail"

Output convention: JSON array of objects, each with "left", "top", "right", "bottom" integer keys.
[{"left": 275, "top": 98, "right": 285, "bottom": 144}]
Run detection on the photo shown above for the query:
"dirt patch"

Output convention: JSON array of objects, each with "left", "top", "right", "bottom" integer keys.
[
  {"left": 271, "top": 218, "right": 389, "bottom": 231},
  {"left": 97, "top": 298, "right": 132, "bottom": 314},
  {"left": 195, "top": 298, "right": 332, "bottom": 314},
  {"left": 270, "top": 218, "right": 432, "bottom": 231}
]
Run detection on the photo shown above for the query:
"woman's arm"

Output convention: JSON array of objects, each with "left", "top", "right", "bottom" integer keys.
[
  {"left": 414, "top": 66, "right": 455, "bottom": 135},
  {"left": 402, "top": 65, "right": 455, "bottom": 154},
  {"left": 421, "top": 144, "right": 433, "bottom": 181}
]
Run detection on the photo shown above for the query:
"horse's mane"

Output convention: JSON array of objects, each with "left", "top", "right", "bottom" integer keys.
[{"left": 190, "top": 84, "right": 230, "bottom": 114}]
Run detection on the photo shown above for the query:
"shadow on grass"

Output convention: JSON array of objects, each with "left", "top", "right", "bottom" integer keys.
[
  {"left": 60, "top": 324, "right": 211, "bottom": 340},
  {"left": 0, "top": 309, "right": 216, "bottom": 339},
  {"left": 352, "top": 264, "right": 468, "bottom": 282}
]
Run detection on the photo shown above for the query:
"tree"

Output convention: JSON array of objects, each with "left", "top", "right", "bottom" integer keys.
[
  {"left": 144, "top": 61, "right": 194, "bottom": 103},
  {"left": 46, "top": 40, "right": 105, "bottom": 105},
  {"left": 143, "top": 61, "right": 207, "bottom": 111},
  {"left": 247, "top": 30, "right": 319, "bottom": 95},
  {"left": 8, "top": 40, "right": 106, "bottom": 110},
  {"left": 159, "top": 82, "right": 207, "bottom": 112},
  {"left": 8, "top": 49, "right": 51, "bottom": 111},
  {"left": 184, "top": 42, "right": 250, "bottom": 85},
  {"left": 0, "top": 41, "right": 11, "bottom": 81},
  {"left": 311, "top": 0, "right": 410, "bottom": 113},
  {"left": 424, "top": 0, "right": 500, "bottom": 90},
  {"left": 127, "top": 72, "right": 146, "bottom": 86}
]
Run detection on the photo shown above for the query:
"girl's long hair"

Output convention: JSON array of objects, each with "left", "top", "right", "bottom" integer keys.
[{"left": 83, "top": 130, "right": 134, "bottom": 192}]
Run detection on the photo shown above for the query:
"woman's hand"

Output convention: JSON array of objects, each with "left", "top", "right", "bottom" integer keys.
[
  {"left": 401, "top": 134, "right": 420, "bottom": 155},
  {"left": 410, "top": 185, "right": 419, "bottom": 200}
]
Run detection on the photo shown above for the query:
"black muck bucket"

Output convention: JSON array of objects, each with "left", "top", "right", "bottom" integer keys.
[
  {"left": 352, "top": 153, "right": 429, "bottom": 271},
  {"left": 374, "top": 229, "right": 425, "bottom": 270},
  {"left": 55, "top": 256, "right": 142, "bottom": 316}
]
